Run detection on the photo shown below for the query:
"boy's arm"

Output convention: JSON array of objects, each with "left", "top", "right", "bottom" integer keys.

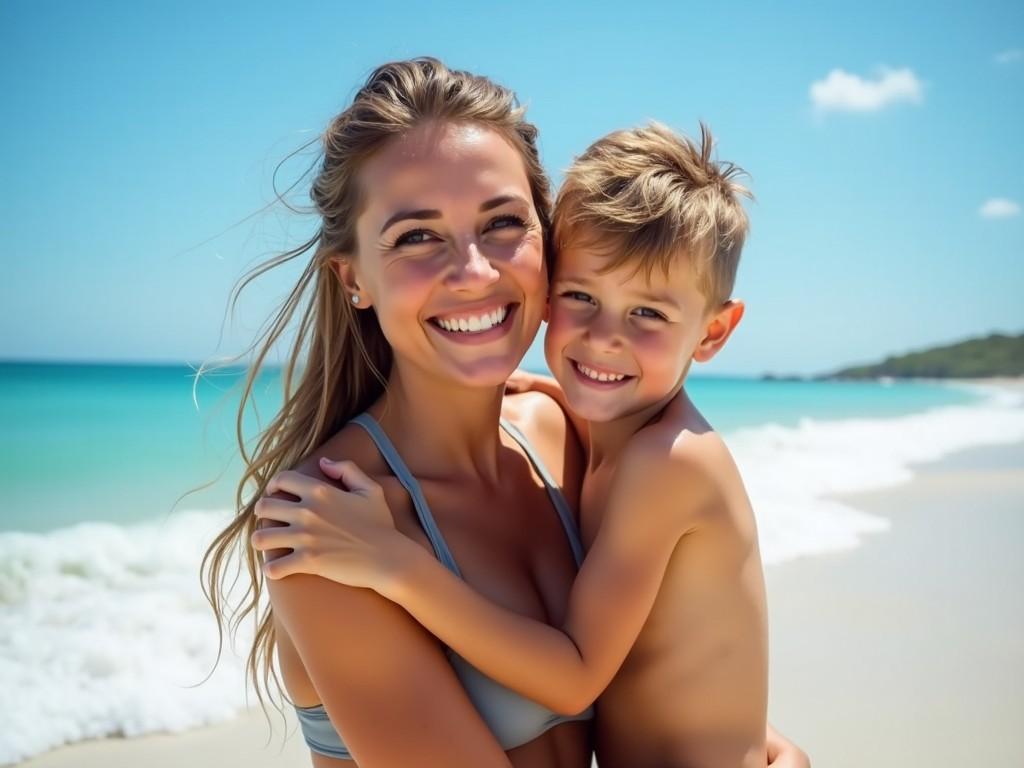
[{"left": 389, "top": 440, "right": 711, "bottom": 714}]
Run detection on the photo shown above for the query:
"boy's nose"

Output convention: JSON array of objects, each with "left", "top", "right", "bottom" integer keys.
[
  {"left": 446, "top": 241, "right": 500, "bottom": 291},
  {"left": 582, "top": 312, "right": 623, "bottom": 354}
]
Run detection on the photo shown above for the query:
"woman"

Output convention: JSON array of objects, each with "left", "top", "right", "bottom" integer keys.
[{"left": 204, "top": 57, "right": 807, "bottom": 767}]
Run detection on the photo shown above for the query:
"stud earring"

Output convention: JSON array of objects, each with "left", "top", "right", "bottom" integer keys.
[{"left": 351, "top": 294, "right": 360, "bottom": 305}]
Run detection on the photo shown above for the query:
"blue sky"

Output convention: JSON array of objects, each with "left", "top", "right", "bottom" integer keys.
[{"left": 1, "top": 0, "right": 1021, "bottom": 376}]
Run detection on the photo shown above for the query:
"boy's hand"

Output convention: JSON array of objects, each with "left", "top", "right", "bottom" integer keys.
[
  {"left": 504, "top": 368, "right": 538, "bottom": 395},
  {"left": 766, "top": 724, "right": 810, "bottom": 768},
  {"left": 250, "top": 460, "right": 418, "bottom": 598},
  {"left": 503, "top": 368, "right": 588, "bottom": 449}
]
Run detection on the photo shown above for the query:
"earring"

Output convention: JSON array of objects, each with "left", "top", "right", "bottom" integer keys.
[{"left": 351, "top": 294, "right": 360, "bottom": 305}]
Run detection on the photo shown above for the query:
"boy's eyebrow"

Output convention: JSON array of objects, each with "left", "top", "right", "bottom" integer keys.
[
  {"left": 380, "top": 195, "right": 529, "bottom": 236},
  {"left": 633, "top": 289, "right": 681, "bottom": 307}
]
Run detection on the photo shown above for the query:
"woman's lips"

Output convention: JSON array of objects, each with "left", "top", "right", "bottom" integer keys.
[{"left": 427, "top": 303, "right": 518, "bottom": 345}]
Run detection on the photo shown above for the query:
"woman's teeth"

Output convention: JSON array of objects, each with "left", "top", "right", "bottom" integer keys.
[
  {"left": 575, "top": 361, "right": 627, "bottom": 382},
  {"left": 434, "top": 305, "right": 509, "bottom": 333}
]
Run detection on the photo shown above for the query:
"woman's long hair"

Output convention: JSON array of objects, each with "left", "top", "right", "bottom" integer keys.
[{"left": 198, "top": 57, "right": 553, "bottom": 717}]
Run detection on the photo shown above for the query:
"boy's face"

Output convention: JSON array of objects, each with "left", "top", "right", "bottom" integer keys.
[{"left": 544, "top": 234, "right": 716, "bottom": 423}]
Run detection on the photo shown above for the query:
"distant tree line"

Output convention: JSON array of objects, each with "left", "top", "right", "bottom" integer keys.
[{"left": 825, "top": 332, "right": 1024, "bottom": 379}]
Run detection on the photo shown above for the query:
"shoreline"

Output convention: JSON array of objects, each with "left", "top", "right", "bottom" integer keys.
[
  {"left": 765, "top": 438, "right": 1024, "bottom": 767},
  {"left": 10, "top": 379, "right": 1024, "bottom": 768}
]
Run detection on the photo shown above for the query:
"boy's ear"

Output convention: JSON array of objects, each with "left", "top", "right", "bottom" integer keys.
[
  {"left": 693, "top": 299, "right": 744, "bottom": 363},
  {"left": 329, "top": 254, "right": 373, "bottom": 309}
]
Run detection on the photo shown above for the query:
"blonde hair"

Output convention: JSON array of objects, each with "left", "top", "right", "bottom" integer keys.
[
  {"left": 552, "top": 121, "right": 751, "bottom": 309},
  {"left": 197, "top": 57, "right": 552, "bottom": 716}
]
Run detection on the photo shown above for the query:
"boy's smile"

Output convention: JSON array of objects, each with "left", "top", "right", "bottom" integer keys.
[{"left": 544, "top": 236, "right": 716, "bottom": 423}]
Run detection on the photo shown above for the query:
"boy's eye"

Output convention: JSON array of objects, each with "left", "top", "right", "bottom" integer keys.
[
  {"left": 560, "top": 290, "right": 594, "bottom": 304},
  {"left": 633, "top": 307, "right": 666, "bottom": 320},
  {"left": 393, "top": 229, "right": 439, "bottom": 247}
]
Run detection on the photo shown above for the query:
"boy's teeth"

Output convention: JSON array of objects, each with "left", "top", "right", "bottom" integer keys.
[
  {"left": 436, "top": 305, "right": 508, "bottom": 333},
  {"left": 576, "top": 362, "right": 626, "bottom": 382}
]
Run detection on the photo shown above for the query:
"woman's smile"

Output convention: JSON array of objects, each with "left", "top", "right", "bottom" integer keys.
[{"left": 427, "top": 302, "right": 518, "bottom": 345}]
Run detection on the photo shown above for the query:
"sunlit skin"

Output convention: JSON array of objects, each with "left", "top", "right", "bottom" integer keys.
[
  {"left": 262, "top": 120, "right": 592, "bottom": 768},
  {"left": 336, "top": 120, "right": 548, "bottom": 392},
  {"left": 545, "top": 235, "right": 724, "bottom": 435},
  {"left": 255, "top": 124, "right": 809, "bottom": 767},
  {"left": 336, "top": 239, "right": 772, "bottom": 767}
]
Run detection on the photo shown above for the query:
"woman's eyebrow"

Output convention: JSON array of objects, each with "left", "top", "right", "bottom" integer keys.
[
  {"left": 479, "top": 194, "right": 529, "bottom": 212},
  {"left": 379, "top": 195, "right": 527, "bottom": 236},
  {"left": 380, "top": 208, "right": 442, "bottom": 236}
]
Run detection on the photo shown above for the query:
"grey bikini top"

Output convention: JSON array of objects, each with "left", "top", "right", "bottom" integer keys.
[{"left": 293, "top": 412, "right": 594, "bottom": 760}]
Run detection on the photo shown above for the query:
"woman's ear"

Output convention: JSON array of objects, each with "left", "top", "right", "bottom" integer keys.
[
  {"left": 693, "top": 299, "right": 745, "bottom": 363},
  {"left": 329, "top": 255, "right": 373, "bottom": 309}
]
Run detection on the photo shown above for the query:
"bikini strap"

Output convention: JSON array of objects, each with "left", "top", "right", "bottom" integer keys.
[
  {"left": 349, "top": 413, "right": 463, "bottom": 578},
  {"left": 499, "top": 418, "right": 586, "bottom": 567}
]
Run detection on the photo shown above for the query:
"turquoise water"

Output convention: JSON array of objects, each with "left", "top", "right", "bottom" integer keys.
[{"left": 0, "top": 361, "right": 980, "bottom": 533}]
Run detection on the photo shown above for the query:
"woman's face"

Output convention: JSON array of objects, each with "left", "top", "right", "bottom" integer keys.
[{"left": 344, "top": 120, "right": 547, "bottom": 388}]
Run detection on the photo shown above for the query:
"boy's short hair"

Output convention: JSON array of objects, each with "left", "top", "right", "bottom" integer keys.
[{"left": 552, "top": 121, "right": 752, "bottom": 310}]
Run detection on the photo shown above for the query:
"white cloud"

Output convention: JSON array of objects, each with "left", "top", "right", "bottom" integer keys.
[
  {"left": 994, "top": 49, "right": 1022, "bottom": 64},
  {"left": 979, "top": 198, "right": 1021, "bottom": 219},
  {"left": 810, "top": 67, "right": 924, "bottom": 113}
]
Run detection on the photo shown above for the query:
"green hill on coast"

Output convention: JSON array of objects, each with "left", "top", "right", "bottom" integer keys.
[{"left": 824, "top": 332, "right": 1024, "bottom": 380}]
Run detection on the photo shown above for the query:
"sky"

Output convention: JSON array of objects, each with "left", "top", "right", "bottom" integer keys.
[{"left": 1, "top": 0, "right": 1022, "bottom": 376}]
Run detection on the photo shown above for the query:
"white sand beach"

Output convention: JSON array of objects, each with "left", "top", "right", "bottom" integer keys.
[
  {"left": 766, "top": 438, "right": 1024, "bottom": 767},
  {"left": 14, "top": 383, "right": 1024, "bottom": 768}
]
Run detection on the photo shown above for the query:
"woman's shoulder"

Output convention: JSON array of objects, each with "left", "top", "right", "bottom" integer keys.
[
  {"left": 299, "top": 412, "right": 391, "bottom": 477},
  {"left": 501, "top": 391, "right": 584, "bottom": 496},
  {"left": 501, "top": 390, "right": 570, "bottom": 445}
]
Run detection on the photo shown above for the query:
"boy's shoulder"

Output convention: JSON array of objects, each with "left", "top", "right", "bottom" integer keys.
[{"left": 618, "top": 393, "right": 739, "bottom": 523}]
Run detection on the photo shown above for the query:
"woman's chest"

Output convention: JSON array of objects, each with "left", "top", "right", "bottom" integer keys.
[{"left": 380, "top": 469, "right": 580, "bottom": 627}]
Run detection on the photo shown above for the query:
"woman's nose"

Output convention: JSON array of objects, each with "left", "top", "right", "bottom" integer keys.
[{"left": 446, "top": 241, "right": 500, "bottom": 291}]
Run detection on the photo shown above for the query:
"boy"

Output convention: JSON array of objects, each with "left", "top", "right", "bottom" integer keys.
[{"left": 306, "top": 122, "right": 770, "bottom": 767}]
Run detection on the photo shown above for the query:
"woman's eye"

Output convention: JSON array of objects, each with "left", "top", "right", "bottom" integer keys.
[
  {"left": 487, "top": 214, "right": 527, "bottom": 232},
  {"left": 633, "top": 307, "right": 666, "bottom": 320},
  {"left": 394, "top": 229, "right": 437, "bottom": 247}
]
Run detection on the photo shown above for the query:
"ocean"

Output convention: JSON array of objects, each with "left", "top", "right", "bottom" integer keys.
[{"left": 2, "top": 361, "right": 1023, "bottom": 764}]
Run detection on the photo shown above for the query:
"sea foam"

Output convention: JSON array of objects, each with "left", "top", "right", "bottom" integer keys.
[
  {"left": 730, "top": 382, "right": 1024, "bottom": 564},
  {"left": 0, "top": 511, "right": 258, "bottom": 765},
  {"left": 1, "top": 383, "right": 1022, "bottom": 763}
]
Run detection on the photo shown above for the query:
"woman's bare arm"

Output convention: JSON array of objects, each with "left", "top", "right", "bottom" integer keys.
[{"left": 263, "top": 476, "right": 513, "bottom": 768}]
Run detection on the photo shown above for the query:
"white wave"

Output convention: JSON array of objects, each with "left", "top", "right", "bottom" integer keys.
[
  {"left": 0, "top": 510, "right": 260, "bottom": 765},
  {"left": 1, "top": 383, "right": 1022, "bottom": 762},
  {"left": 728, "top": 383, "right": 1024, "bottom": 565}
]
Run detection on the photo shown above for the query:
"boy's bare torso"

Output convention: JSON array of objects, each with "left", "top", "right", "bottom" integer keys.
[{"left": 580, "top": 395, "right": 769, "bottom": 768}]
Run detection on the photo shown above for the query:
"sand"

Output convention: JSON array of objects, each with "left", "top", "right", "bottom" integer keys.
[
  {"left": 766, "top": 440, "right": 1024, "bottom": 766},
  {"left": 15, "top": 707, "right": 312, "bottom": 768}
]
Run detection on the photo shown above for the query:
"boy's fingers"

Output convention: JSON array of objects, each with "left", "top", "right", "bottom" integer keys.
[
  {"left": 262, "top": 553, "right": 305, "bottom": 580},
  {"left": 265, "top": 469, "right": 312, "bottom": 499},
  {"left": 320, "top": 458, "right": 379, "bottom": 495},
  {"left": 253, "top": 498, "right": 302, "bottom": 524},
  {"left": 250, "top": 526, "right": 299, "bottom": 552}
]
